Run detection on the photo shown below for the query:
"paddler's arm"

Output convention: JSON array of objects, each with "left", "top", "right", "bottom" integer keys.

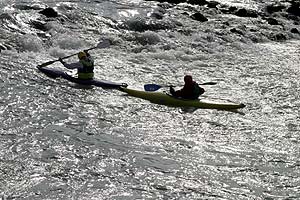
[
  {"left": 84, "top": 50, "right": 94, "bottom": 63},
  {"left": 170, "top": 86, "right": 180, "bottom": 97},
  {"left": 84, "top": 50, "right": 91, "bottom": 57},
  {"left": 59, "top": 57, "right": 82, "bottom": 69}
]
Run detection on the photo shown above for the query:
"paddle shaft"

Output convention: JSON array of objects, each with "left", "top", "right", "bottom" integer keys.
[
  {"left": 144, "top": 82, "right": 217, "bottom": 92},
  {"left": 166, "top": 82, "right": 216, "bottom": 87},
  {"left": 61, "top": 46, "right": 98, "bottom": 59},
  {"left": 38, "top": 46, "right": 98, "bottom": 68}
]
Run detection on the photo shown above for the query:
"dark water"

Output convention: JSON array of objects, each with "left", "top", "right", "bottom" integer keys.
[{"left": 1, "top": 0, "right": 300, "bottom": 199}]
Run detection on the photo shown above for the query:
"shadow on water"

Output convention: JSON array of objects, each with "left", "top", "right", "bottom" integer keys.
[
  {"left": 180, "top": 107, "right": 246, "bottom": 115},
  {"left": 71, "top": 83, "right": 93, "bottom": 90}
]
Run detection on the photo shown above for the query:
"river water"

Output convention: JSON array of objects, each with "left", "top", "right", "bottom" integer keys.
[{"left": 0, "top": 0, "right": 299, "bottom": 199}]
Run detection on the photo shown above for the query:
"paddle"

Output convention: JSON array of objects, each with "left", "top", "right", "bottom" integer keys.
[
  {"left": 37, "top": 39, "right": 111, "bottom": 68},
  {"left": 144, "top": 82, "right": 217, "bottom": 91}
]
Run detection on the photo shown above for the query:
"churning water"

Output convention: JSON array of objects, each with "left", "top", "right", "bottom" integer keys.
[{"left": 0, "top": 0, "right": 299, "bottom": 199}]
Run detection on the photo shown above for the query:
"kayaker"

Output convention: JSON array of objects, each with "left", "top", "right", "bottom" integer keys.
[
  {"left": 170, "top": 75, "right": 205, "bottom": 100},
  {"left": 59, "top": 50, "right": 94, "bottom": 80}
]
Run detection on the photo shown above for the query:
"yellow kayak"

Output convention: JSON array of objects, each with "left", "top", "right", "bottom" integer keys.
[{"left": 121, "top": 87, "right": 245, "bottom": 110}]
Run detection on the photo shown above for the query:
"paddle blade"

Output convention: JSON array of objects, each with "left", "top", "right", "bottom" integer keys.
[
  {"left": 97, "top": 39, "right": 111, "bottom": 49},
  {"left": 144, "top": 84, "right": 163, "bottom": 91},
  {"left": 199, "top": 82, "right": 217, "bottom": 85}
]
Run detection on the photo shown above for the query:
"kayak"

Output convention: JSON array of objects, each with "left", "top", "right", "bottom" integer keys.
[
  {"left": 37, "top": 66, "right": 127, "bottom": 89},
  {"left": 120, "top": 87, "right": 246, "bottom": 110}
]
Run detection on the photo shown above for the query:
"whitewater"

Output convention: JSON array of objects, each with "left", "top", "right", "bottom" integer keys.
[{"left": 0, "top": 0, "right": 299, "bottom": 199}]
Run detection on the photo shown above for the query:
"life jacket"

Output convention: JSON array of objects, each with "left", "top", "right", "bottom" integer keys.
[
  {"left": 181, "top": 82, "right": 204, "bottom": 100},
  {"left": 78, "top": 58, "right": 94, "bottom": 80}
]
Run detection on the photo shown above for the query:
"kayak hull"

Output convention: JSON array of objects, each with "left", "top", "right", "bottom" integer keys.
[
  {"left": 38, "top": 66, "right": 127, "bottom": 89},
  {"left": 121, "top": 87, "right": 245, "bottom": 110}
]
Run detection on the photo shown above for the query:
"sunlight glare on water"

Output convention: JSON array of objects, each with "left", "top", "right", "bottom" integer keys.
[
  {"left": 214, "top": 0, "right": 276, "bottom": 10},
  {"left": 0, "top": 0, "right": 300, "bottom": 199}
]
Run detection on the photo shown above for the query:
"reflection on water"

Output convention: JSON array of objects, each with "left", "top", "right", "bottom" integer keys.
[{"left": 0, "top": 0, "right": 300, "bottom": 199}]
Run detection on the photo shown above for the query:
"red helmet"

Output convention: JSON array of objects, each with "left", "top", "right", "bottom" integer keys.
[{"left": 184, "top": 75, "right": 193, "bottom": 83}]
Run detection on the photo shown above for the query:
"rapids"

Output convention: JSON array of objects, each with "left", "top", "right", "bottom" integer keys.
[{"left": 0, "top": 0, "right": 299, "bottom": 199}]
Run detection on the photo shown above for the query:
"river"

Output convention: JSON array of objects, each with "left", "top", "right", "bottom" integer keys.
[{"left": 0, "top": 0, "right": 299, "bottom": 199}]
